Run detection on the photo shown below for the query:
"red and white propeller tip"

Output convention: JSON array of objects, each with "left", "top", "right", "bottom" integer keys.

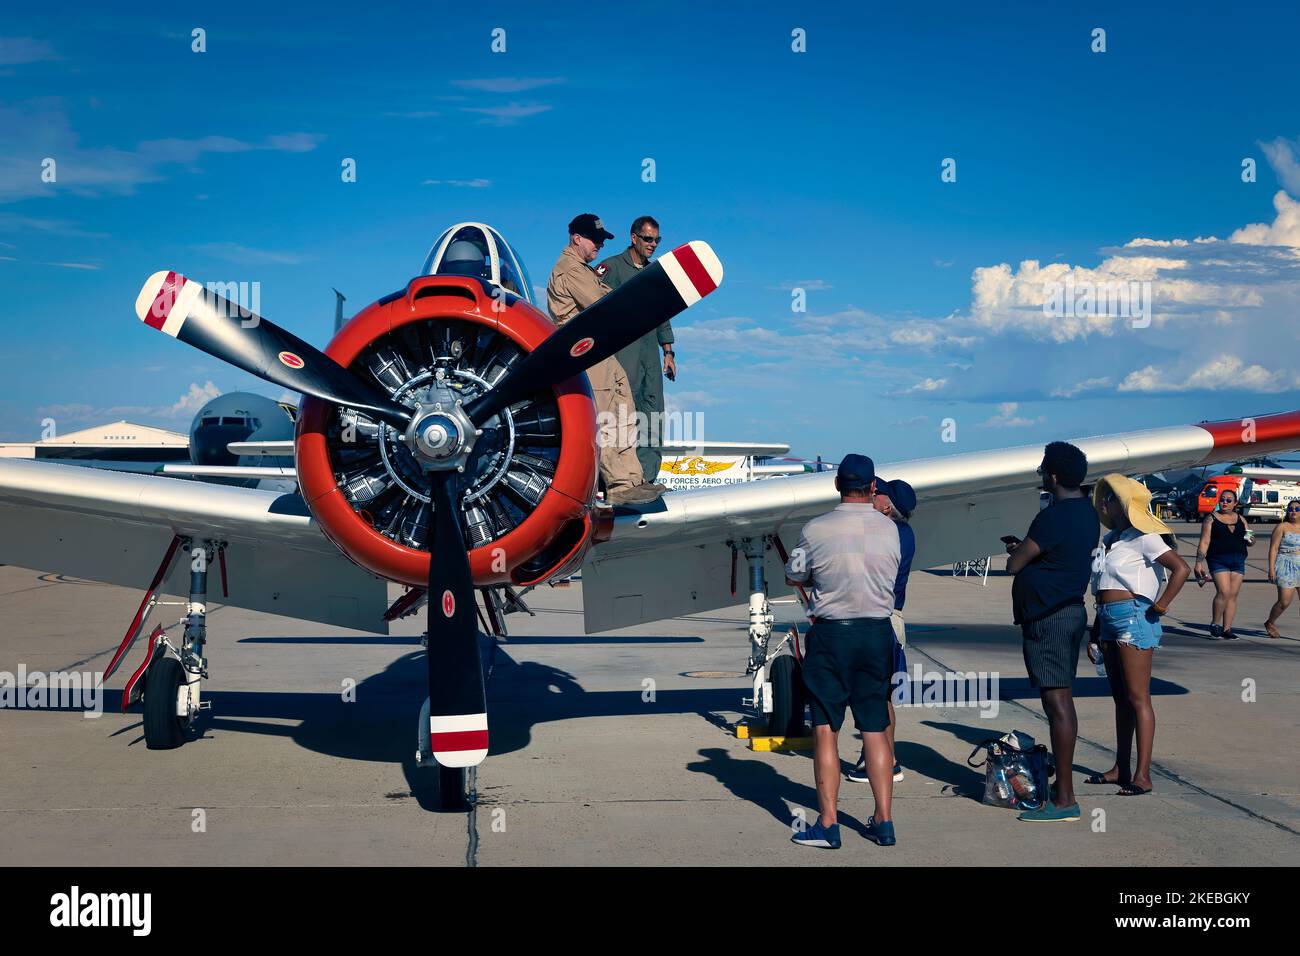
[
  {"left": 660, "top": 241, "right": 723, "bottom": 306},
  {"left": 135, "top": 270, "right": 199, "bottom": 338}
]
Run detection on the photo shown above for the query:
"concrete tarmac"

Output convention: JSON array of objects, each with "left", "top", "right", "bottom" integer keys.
[{"left": 1, "top": 523, "right": 1297, "bottom": 866}]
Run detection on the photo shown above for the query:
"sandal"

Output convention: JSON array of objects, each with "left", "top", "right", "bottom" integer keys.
[
  {"left": 1085, "top": 773, "right": 1120, "bottom": 785},
  {"left": 1116, "top": 783, "right": 1151, "bottom": 796}
]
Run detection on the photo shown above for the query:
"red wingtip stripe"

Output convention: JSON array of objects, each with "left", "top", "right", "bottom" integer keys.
[
  {"left": 1195, "top": 410, "right": 1300, "bottom": 456},
  {"left": 672, "top": 244, "right": 717, "bottom": 298},
  {"left": 430, "top": 729, "right": 490, "bottom": 751},
  {"left": 144, "top": 271, "right": 184, "bottom": 331}
]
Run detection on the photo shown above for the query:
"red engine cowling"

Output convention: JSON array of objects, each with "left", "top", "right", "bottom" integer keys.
[{"left": 296, "top": 275, "right": 599, "bottom": 589}]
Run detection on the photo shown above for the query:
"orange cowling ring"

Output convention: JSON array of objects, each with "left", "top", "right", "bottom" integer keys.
[{"left": 295, "top": 275, "right": 598, "bottom": 589}]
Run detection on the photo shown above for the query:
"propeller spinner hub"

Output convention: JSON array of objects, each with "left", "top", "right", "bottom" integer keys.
[{"left": 405, "top": 399, "right": 479, "bottom": 471}]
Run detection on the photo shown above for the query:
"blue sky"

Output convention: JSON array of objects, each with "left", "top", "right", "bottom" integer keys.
[{"left": 2, "top": 1, "right": 1299, "bottom": 464}]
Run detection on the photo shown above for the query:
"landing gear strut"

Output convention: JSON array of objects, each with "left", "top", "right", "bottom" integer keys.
[
  {"left": 737, "top": 535, "right": 806, "bottom": 737},
  {"left": 141, "top": 538, "right": 217, "bottom": 749}
]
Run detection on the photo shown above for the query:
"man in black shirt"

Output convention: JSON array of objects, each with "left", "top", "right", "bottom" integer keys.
[{"left": 1005, "top": 441, "right": 1100, "bottom": 823}]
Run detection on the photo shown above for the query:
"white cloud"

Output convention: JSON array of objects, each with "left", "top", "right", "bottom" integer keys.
[
  {"left": 170, "top": 381, "right": 221, "bottom": 415},
  {"left": 1228, "top": 189, "right": 1300, "bottom": 247},
  {"left": 37, "top": 381, "right": 223, "bottom": 427},
  {"left": 900, "top": 377, "right": 947, "bottom": 394},
  {"left": 1049, "top": 376, "right": 1112, "bottom": 398},
  {"left": 980, "top": 402, "right": 1044, "bottom": 427},
  {"left": 1259, "top": 135, "right": 1300, "bottom": 196},
  {"left": 1118, "top": 356, "right": 1294, "bottom": 394}
]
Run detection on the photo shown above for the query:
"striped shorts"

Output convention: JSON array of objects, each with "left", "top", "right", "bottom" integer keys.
[{"left": 1020, "top": 603, "right": 1087, "bottom": 690}]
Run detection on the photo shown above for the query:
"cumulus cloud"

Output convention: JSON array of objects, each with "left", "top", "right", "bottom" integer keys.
[
  {"left": 980, "top": 402, "right": 1044, "bottom": 427},
  {"left": 37, "top": 381, "right": 223, "bottom": 428},
  {"left": 1228, "top": 189, "right": 1300, "bottom": 247},
  {"left": 1118, "top": 357, "right": 1294, "bottom": 394}
]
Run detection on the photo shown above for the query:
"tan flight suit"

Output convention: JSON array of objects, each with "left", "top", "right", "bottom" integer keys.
[{"left": 546, "top": 245, "right": 644, "bottom": 495}]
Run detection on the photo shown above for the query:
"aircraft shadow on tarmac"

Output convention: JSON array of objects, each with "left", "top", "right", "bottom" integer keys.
[{"left": 11, "top": 632, "right": 1192, "bottom": 814}]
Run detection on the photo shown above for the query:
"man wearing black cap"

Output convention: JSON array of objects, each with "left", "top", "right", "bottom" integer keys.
[
  {"left": 784, "top": 453, "right": 901, "bottom": 849},
  {"left": 846, "top": 477, "right": 917, "bottom": 787},
  {"left": 546, "top": 214, "right": 664, "bottom": 505},
  {"left": 1004, "top": 440, "right": 1100, "bottom": 823}
]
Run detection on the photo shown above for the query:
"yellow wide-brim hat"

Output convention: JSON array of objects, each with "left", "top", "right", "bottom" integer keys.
[{"left": 1093, "top": 473, "right": 1172, "bottom": 535}]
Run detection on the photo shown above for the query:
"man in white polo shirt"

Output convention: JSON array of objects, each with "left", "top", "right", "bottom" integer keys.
[{"left": 784, "top": 453, "right": 902, "bottom": 850}]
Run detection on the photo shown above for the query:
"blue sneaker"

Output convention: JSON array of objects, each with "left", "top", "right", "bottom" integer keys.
[
  {"left": 865, "top": 815, "right": 896, "bottom": 846},
  {"left": 790, "top": 817, "right": 841, "bottom": 849}
]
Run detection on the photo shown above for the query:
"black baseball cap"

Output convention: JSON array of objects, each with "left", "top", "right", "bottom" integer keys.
[
  {"left": 836, "top": 453, "right": 876, "bottom": 490},
  {"left": 568, "top": 214, "right": 615, "bottom": 242}
]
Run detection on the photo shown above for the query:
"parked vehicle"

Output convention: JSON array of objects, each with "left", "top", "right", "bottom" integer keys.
[
  {"left": 1196, "top": 474, "right": 1246, "bottom": 516},
  {"left": 1240, "top": 477, "right": 1300, "bottom": 522}
]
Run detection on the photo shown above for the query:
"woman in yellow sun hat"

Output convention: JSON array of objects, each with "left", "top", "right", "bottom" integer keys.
[{"left": 1085, "top": 474, "right": 1190, "bottom": 797}]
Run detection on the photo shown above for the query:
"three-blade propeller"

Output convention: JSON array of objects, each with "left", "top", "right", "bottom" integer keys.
[{"left": 135, "top": 242, "right": 723, "bottom": 769}]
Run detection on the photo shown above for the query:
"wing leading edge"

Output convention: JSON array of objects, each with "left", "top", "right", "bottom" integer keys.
[{"left": 0, "top": 458, "right": 389, "bottom": 633}]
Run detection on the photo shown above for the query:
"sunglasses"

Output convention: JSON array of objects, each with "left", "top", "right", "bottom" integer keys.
[{"left": 634, "top": 234, "right": 661, "bottom": 244}]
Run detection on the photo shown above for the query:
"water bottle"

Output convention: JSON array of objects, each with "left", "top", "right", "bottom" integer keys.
[{"left": 1091, "top": 643, "right": 1106, "bottom": 677}]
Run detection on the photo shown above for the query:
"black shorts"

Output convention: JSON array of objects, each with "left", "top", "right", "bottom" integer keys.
[
  {"left": 801, "top": 617, "right": 895, "bottom": 733},
  {"left": 1020, "top": 603, "right": 1087, "bottom": 690}
]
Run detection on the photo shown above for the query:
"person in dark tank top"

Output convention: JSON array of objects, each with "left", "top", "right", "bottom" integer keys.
[{"left": 1194, "top": 488, "right": 1254, "bottom": 639}]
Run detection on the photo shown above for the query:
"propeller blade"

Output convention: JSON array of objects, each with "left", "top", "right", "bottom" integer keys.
[
  {"left": 135, "top": 271, "right": 412, "bottom": 430},
  {"left": 465, "top": 241, "right": 723, "bottom": 426},
  {"left": 424, "top": 471, "right": 488, "bottom": 768}
]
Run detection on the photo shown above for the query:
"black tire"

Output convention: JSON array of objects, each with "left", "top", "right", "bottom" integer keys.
[
  {"left": 143, "top": 656, "right": 186, "bottom": 750},
  {"left": 766, "top": 654, "right": 806, "bottom": 738},
  {"left": 438, "top": 764, "right": 469, "bottom": 811}
]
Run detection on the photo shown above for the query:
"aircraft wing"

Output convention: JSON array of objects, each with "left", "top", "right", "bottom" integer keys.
[
  {"left": 581, "top": 411, "right": 1300, "bottom": 632},
  {"left": 0, "top": 458, "right": 389, "bottom": 633}
]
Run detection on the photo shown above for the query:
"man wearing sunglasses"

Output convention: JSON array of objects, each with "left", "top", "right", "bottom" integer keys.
[{"left": 599, "top": 216, "right": 677, "bottom": 483}]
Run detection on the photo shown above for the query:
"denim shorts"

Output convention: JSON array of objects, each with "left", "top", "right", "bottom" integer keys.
[
  {"left": 1098, "top": 599, "right": 1162, "bottom": 651},
  {"left": 1207, "top": 553, "right": 1246, "bottom": 576}
]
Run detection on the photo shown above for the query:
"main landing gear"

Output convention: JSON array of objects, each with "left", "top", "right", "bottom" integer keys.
[
  {"left": 735, "top": 535, "right": 807, "bottom": 737},
  {"left": 106, "top": 534, "right": 223, "bottom": 750}
]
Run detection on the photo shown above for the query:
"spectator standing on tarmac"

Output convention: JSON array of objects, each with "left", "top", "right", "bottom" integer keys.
[
  {"left": 785, "top": 454, "right": 901, "bottom": 850},
  {"left": 599, "top": 216, "right": 676, "bottom": 484},
  {"left": 847, "top": 477, "right": 917, "bottom": 787},
  {"left": 546, "top": 214, "right": 665, "bottom": 506},
  {"left": 1005, "top": 441, "right": 1100, "bottom": 824}
]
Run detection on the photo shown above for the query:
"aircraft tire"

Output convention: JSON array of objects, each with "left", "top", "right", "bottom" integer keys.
[
  {"left": 143, "top": 656, "right": 186, "bottom": 750},
  {"left": 766, "top": 654, "right": 806, "bottom": 738}
]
